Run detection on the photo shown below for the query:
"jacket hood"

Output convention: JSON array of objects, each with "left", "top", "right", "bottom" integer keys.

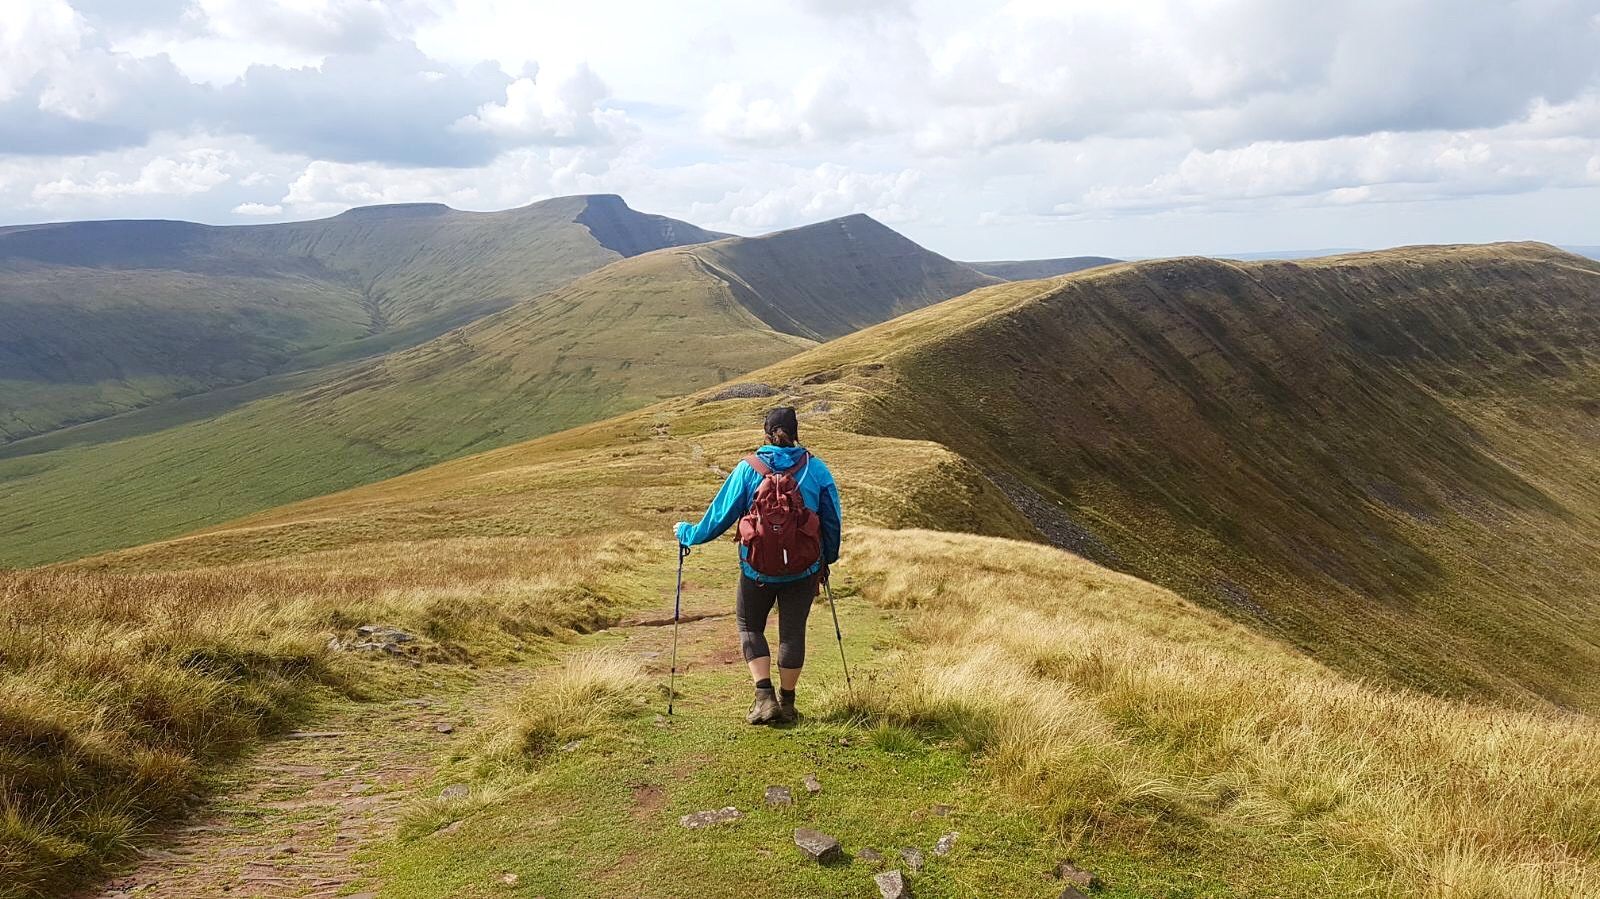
[{"left": 755, "top": 444, "right": 809, "bottom": 471}]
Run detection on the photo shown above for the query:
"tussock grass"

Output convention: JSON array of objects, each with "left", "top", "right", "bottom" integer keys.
[
  {"left": 0, "top": 534, "right": 655, "bottom": 898},
  {"left": 835, "top": 528, "right": 1600, "bottom": 897},
  {"left": 484, "top": 651, "right": 649, "bottom": 761}
]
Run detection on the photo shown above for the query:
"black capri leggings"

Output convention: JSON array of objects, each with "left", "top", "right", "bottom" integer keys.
[{"left": 736, "top": 573, "right": 817, "bottom": 669}]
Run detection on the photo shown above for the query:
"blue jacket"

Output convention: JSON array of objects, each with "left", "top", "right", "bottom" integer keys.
[{"left": 674, "top": 444, "right": 842, "bottom": 583}]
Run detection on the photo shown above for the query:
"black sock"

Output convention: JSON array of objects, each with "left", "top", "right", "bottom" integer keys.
[
  {"left": 780, "top": 688, "right": 796, "bottom": 701},
  {"left": 755, "top": 678, "right": 773, "bottom": 690}
]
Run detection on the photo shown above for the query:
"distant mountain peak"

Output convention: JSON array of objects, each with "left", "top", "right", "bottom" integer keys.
[
  {"left": 573, "top": 194, "right": 725, "bottom": 257},
  {"left": 333, "top": 202, "right": 453, "bottom": 219}
]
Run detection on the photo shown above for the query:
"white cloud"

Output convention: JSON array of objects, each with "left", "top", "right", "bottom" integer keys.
[
  {"left": 231, "top": 200, "right": 282, "bottom": 214},
  {"left": 453, "top": 63, "right": 628, "bottom": 144},
  {"left": 31, "top": 146, "right": 235, "bottom": 200},
  {"left": 0, "top": 0, "right": 84, "bottom": 102},
  {"left": 189, "top": 0, "right": 397, "bottom": 54}
]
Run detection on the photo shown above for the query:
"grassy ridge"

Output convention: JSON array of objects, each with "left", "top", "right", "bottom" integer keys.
[
  {"left": 727, "top": 243, "right": 1600, "bottom": 709},
  {"left": 0, "top": 215, "right": 990, "bottom": 567},
  {"left": 0, "top": 195, "right": 720, "bottom": 443},
  {"left": 9, "top": 385, "right": 1600, "bottom": 896},
  {"left": 8, "top": 241, "right": 1600, "bottom": 896},
  {"left": 966, "top": 255, "right": 1121, "bottom": 280}
]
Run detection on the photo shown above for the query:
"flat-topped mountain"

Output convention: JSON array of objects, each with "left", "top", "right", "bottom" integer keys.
[{"left": 0, "top": 195, "right": 723, "bottom": 442}]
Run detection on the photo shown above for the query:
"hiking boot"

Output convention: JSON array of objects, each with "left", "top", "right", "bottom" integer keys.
[
  {"left": 746, "top": 686, "right": 780, "bottom": 725},
  {"left": 774, "top": 689, "right": 798, "bottom": 724}
]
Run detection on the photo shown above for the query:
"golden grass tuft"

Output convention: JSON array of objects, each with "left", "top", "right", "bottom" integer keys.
[
  {"left": 831, "top": 528, "right": 1600, "bottom": 897},
  {"left": 484, "top": 650, "right": 649, "bottom": 761}
]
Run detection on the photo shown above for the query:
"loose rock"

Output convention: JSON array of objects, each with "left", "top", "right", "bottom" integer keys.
[
  {"left": 793, "top": 827, "right": 842, "bottom": 863},
  {"left": 435, "top": 723, "right": 455, "bottom": 734},
  {"left": 802, "top": 773, "right": 822, "bottom": 794},
  {"left": 499, "top": 871, "right": 519, "bottom": 885},
  {"left": 357, "top": 624, "right": 416, "bottom": 643},
  {"left": 679, "top": 807, "right": 743, "bottom": 829},
  {"left": 560, "top": 739, "right": 583, "bottom": 752},
  {"left": 931, "top": 803, "right": 953, "bottom": 816},
  {"left": 1058, "top": 889, "right": 1089, "bottom": 899},
  {"left": 934, "top": 832, "right": 958, "bottom": 856},
  {"left": 899, "top": 847, "right": 925, "bottom": 872},
  {"left": 765, "top": 785, "right": 794, "bottom": 807},
  {"left": 875, "top": 870, "right": 912, "bottom": 899},
  {"left": 439, "top": 784, "right": 469, "bottom": 800},
  {"left": 698, "top": 381, "right": 780, "bottom": 404},
  {"left": 857, "top": 847, "right": 884, "bottom": 866},
  {"left": 1054, "top": 861, "right": 1102, "bottom": 890}
]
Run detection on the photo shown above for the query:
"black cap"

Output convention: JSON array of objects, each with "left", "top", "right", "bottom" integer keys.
[{"left": 764, "top": 406, "right": 799, "bottom": 441}]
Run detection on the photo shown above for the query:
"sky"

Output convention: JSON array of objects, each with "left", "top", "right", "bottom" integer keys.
[{"left": 1, "top": 0, "right": 1597, "bottom": 259}]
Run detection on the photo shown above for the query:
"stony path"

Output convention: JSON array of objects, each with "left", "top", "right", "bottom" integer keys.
[
  {"left": 89, "top": 667, "right": 534, "bottom": 899},
  {"left": 85, "top": 584, "right": 737, "bottom": 899}
]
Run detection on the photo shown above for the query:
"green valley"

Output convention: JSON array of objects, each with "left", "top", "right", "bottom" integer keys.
[{"left": 0, "top": 213, "right": 993, "bottom": 567}]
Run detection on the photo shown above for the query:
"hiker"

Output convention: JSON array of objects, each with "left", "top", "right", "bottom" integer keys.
[{"left": 674, "top": 406, "right": 842, "bottom": 725}]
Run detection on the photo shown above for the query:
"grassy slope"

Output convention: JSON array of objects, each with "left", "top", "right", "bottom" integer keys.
[
  {"left": 14, "top": 374, "right": 1598, "bottom": 896},
  {"left": 749, "top": 242, "right": 1600, "bottom": 709},
  {"left": 166, "top": 240, "right": 1600, "bottom": 708},
  {"left": 0, "top": 195, "right": 721, "bottom": 442},
  {"left": 966, "top": 255, "right": 1121, "bottom": 280},
  {"left": 0, "top": 217, "right": 986, "bottom": 567}
]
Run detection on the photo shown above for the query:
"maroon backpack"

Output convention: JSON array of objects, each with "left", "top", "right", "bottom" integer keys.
[{"left": 737, "top": 452, "right": 822, "bottom": 578}]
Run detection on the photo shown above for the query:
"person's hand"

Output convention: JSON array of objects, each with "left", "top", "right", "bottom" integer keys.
[
  {"left": 820, "top": 563, "right": 830, "bottom": 584},
  {"left": 674, "top": 521, "right": 692, "bottom": 546}
]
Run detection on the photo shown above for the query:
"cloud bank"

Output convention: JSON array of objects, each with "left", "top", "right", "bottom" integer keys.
[{"left": 1, "top": 0, "right": 1596, "bottom": 257}]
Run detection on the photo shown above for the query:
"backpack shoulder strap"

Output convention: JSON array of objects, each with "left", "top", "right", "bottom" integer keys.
[
  {"left": 787, "top": 451, "right": 811, "bottom": 478},
  {"left": 743, "top": 453, "right": 773, "bottom": 476}
]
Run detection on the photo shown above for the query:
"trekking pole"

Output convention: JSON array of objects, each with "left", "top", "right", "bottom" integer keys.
[
  {"left": 667, "top": 543, "right": 688, "bottom": 716},
  {"left": 823, "top": 574, "right": 854, "bottom": 702}
]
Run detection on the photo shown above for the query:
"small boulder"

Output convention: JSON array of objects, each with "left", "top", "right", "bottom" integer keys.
[
  {"left": 765, "top": 785, "right": 794, "bottom": 807},
  {"left": 560, "top": 739, "right": 582, "bottom": 752},
  {"left": 351, "top": 641, "right": 400, "bottom": 654},
  {"left": 857, "top": 847, "right": 884, "bottom": 866},
  {"left": 439, "top": 784, "right": 470, "bottom": 800},
  {"left": 875, "top": 870, "right": 912, "bottom": 899},
  {"left": 802, "top": 773, "right": 822, "bottom": 794},
  {"left": 933, "top": 832, "right": 958, "bottom": 856},
  {"left": 1054, "top": 861, "right": 1102, "bottom": 890},
  {"left": 793, "top": 827, "right": 842, "bottom": 863},
  {"left": 679, "top": 807, "right": 743, "bottom": 829},
  {"left": 435, "top": 723, "right": 455, "bottom": 734},
  {"left": 899, "top": 847, "right": 925, "bottom": 872},
  {"left": 699, "top": 382, "right": 780, "bottom": 404},
  {"left": 357, "top": 624, "right": 416, "bottom": 643},
  {"left": 499, "top": 871, "right": 519, "bottom": 885}
]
